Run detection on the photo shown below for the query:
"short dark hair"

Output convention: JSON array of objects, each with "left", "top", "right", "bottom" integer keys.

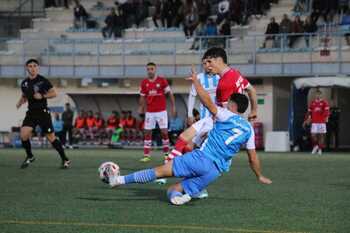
[
  {"left": 202, "top": 47, "right": 227, "bottom": 64},
  {"left": 25, "top": 58, "right": 39, "bottom": 66},
  {"left": 146, "top": 62, "right": 156, "bottom": 67},
  {"left": 229, "top": 93, "right": 249, "bottom": 113}
]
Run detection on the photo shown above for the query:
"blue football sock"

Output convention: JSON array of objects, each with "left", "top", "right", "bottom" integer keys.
[
  {"left": 124, "top": 169, "right": 157, "bottom": 184},
  {"left": 167, "top": 189, "right": 183, "bottom": 201}
]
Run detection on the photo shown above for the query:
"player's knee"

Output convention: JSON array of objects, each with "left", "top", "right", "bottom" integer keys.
[
  {"left": 46, "top": 133, "right": 56, "bottom": 143},
  {"left": 20, "top": 129, "right": 31, "bottom": 140}
]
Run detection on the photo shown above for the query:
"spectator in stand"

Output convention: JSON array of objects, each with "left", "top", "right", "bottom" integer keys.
[
  {"left": 183, "top": 5, "right": 199, "bottom": 38},
  {"left": 86, "top": 110, "right": 96, "bottom": 141},
  {"left": 124, "top": 111, "right": 137, "bottom": 144},
  {"left": 102, "top": 7, "right": 122, "bottom": 39},
  {"left": 152, "top": 0, "right": 167, "bottom": 28},
  {"left": 303, "top": 16, "right": 317, "bottom": 47},
  {"left": 45, "top": 0, "right": 57, "bottom": 8},
  {"left": 197, "top": 0, "right": 210, "bottom": 23},
  {"left": 262, "top": 17, "right": 279, "bottom": 48},
  {"left": 310, "top": 0, "right": 333, "bottom": 24},
  {"left": 73, "top": 0, "right": 88, "bottom": 29},
  {"left": 340, "top": 8, "right": 350, "bottom": 46},
  {"left": 190, "top": 19, "right": 206, "bottom": 50},
  {"left": 218, "top": 18, "right": 231, "bottom": 48},
  {"left": 73, "top": 110, "right": 86, "bottom": 142},
  {"left": 62, "top": 103, "right": 74, "bottom": 148},
  {"left": 294, "top": 0, "right": 310, "bottom": 13},
  {"left": 279, "top": 14, "right": 292, "bottom": 48},
  {"left": 168, "top": 112, "right": 184, "bottom": 145},
  {"left": 106, "top": 111, "right": 119, "bottom": 139},
  {"left": 173, "top": 0, "right": 184, "bottom": 27},
  {"left": 94, "top": 112, "right": 105, "bottom": 144},
  {"left": 289, "top": 16, "right": 304, "bottom": 48},
  {"left": 135, "top": 0, "right": 151, "bottom": 28},
  {"left": 205, "top": 18, "right": 218, "bottom": 48},
  {"left": 216, "top": 0, "right": 230, "bottom": 25},
  {"left": 53, "top": 113, "right": 64, "bottom": 143},
  {"left": 230, "top": 0, "right": 243, "bottom": 25}
]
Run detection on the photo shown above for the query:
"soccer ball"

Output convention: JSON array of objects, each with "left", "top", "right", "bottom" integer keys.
[{"left": 98, "top": 161, "right": 120, "bottom": 184}]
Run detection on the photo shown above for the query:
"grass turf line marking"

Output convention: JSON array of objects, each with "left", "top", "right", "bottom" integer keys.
[{"left": 0, "top": 220, "right": 309, "bottom": 233}]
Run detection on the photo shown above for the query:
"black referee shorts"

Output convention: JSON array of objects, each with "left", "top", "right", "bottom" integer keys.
[{"left": 22, "top": 109, "right": 54, "bottom": 134}]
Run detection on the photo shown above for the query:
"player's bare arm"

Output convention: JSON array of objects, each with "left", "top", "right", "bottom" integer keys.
[
  {"left": 246, "top": 85, "right": 258, "bottom": 121},
  {"left": 33, "top": 87, "right": 57, "bottom": 100},
  {"left": 188, "top": 66, "right": 218, "bottom": 116},
  {"left": 16, "top": 95, "right": 27, "bottom": 109},
  {"left": 246, "top": 149, "right": 272, "bottom": 184},
  {"left": 168, "top": 91, "right": 176, "bottom": 117},
  {"left": 138, "top": 95, "right": 146, "bottom": 114}
]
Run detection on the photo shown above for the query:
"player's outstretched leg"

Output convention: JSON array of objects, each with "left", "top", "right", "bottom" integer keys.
[{"left": 109, "top": 161, "right": 173, "bottom": 187}]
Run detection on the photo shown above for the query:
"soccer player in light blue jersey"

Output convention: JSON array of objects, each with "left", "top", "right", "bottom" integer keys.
[
  {"left": 108, "top": 67, "right": 272, "bottom": 205},
  {"left": 187, "top": 58, "right": 220, "bottom": 122}
]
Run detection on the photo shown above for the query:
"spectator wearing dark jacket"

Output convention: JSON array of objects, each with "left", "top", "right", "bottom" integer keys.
[
  {"left": 197, "top": 0, "right": 211, "bottom": 23},
  {"left": 102, "top": 7, "right": 123, "bottom": 39},
  {"left": 279, "top": 14, "right": 292, "bottom": 48},
  {"left": 289, "top": 16, "right": 304, "bottom": 48},
  {"left": 262, "top": 17, "right": 279, "bottom": 48},
  {"left": 73, "top": 0, "right": 88, "bottom": 29},
  {"left": 303, "top": 16, "right": 317, "bottom": 47}
]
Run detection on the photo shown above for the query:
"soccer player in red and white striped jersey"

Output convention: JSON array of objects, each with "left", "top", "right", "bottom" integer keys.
[{"left": 138, "top": 62, "right": 176, "bottom": 162}]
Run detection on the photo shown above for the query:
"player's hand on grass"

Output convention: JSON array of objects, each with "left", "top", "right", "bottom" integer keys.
[
  {"left": 258, "top": 176, "right": 272, "bottom": 185},
  {"left": 33, "top": 92, "right": 43, "bottom": 100}
]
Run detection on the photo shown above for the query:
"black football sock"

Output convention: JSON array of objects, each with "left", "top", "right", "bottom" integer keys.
[
  {"left": 21, "top": 140, "right": 34, "bottom": 158},
  {"left": 51, "top": 139, "right": 69, "bottom": 161}
]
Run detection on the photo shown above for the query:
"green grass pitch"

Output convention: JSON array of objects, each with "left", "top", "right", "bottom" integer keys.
[{"left": 0, "top": 149, "right": 349, "bottom": 233}]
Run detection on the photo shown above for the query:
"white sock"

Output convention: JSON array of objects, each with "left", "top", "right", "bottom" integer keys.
[{"left": 117, "top": 176, "right": 125, "bottom": 184}]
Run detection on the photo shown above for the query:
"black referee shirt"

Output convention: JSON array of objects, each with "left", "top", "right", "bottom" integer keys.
[{"left": 21, "top": 75, "right": 53, "bottom": 111}]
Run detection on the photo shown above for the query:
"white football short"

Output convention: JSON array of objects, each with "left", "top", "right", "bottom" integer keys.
[
  {"left": 311, "top": 123, "right": 327, "bottom": 134},
  {"left": 144, "top": 110, "right": 168, "bottom": 130}
]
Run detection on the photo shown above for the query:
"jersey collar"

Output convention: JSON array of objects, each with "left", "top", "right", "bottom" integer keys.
[{"left": 220, "top": 67, "right": 230, "bottom": 77}]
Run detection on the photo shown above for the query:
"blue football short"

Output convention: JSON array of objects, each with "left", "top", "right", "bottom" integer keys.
[{"left": 172, "top": 149, "right": 220, "bottom": 197}]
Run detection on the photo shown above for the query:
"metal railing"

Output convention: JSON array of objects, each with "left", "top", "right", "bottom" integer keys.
[{"left": 1, "top": 31, "right": 350, "bottom": 78}]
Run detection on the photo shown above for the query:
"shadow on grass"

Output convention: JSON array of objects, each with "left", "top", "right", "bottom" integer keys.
[{"left": 77, "top": 187, "right": 168, "bottom": 202}]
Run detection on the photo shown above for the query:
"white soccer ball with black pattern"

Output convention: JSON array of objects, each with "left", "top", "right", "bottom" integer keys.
[{"left": 98, "top": 161, "right": 120, "bottom": 184}]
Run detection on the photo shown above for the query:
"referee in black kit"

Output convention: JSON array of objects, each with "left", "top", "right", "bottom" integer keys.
[{"left": 16, "top": 58, "right": 71, "bottom": 169}]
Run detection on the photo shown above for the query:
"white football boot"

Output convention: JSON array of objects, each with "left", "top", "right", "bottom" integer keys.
[
  {"left": 170, "top": 194, "right": 192, "bottom": 205},
  {"left": 311, "top": 145, "right": 318, "bottom": 154},
  {"left": 155, "top": 178, "right": 167, "bottom": 184},
  {"left": 193, "top": 189, "right": 209, "bottom": 199}
]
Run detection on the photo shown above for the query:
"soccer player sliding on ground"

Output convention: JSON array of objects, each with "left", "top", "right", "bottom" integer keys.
[{"left": 105, "top": 66, "right": 272, "bottom": 205}]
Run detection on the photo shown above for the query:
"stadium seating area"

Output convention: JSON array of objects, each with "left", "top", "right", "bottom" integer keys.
[{"left": 0, "top": 0, "right": 349, "bottom": 79}]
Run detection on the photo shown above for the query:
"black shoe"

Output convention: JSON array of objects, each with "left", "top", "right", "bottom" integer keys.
[
  {"left": 20, "top": 157, "right": 36, "bottom": 169},
  {"left": 61, "top": 160, "right": 71, "bottom": 169}
]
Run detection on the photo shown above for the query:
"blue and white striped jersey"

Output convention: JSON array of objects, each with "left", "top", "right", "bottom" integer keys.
[{"left": 188, "top": 72, "right": 220, "bottom": 119}]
